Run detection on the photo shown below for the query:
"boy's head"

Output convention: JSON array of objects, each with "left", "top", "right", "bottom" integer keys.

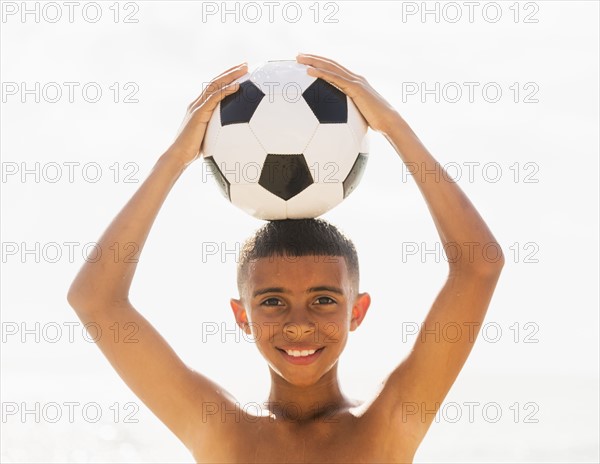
[
  {"left": 236, "top": 218, "right": 360, "bottom": 297},
  {"left": 231, "top": 219, "right": 370, "bottom": 388}
]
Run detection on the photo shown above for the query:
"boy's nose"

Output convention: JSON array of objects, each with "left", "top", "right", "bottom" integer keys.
[{"left": 283, "top": 313, "right": 316, "bottom": 340}]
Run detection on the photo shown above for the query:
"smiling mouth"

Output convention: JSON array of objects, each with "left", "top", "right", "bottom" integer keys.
[
  {"left": 276, "top": 347, "right": 325, "bottom": 364},
  {"left": 277, "top": 347, "right": 325, "bottom": 357}
]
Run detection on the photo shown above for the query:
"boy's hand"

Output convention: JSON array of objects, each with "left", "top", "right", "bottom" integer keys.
[
  {"left": 296, "top": 53, "right": 398, "bottom": 135},
  {"left": 167, "top": 62, "right": 248, "bottom": 166}
]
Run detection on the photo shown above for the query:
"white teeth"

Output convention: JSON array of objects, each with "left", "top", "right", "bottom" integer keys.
[{"left": 285, "top": 349, "right": 317, "bottom": 357}]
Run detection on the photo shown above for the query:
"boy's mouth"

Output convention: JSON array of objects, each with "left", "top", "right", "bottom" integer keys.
[{"left": 276, "top": 347, "right": 325, "bottom": 364}]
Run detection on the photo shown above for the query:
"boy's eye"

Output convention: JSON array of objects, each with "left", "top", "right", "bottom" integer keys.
[
  {"left": 262, "top": 297, "right": 283, "bottom": 307},
  {"left": 315, "top": 296, "right": 336, "bottom": 305}
]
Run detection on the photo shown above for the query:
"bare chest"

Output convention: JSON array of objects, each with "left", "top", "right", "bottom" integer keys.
[{"left": 193, "top": 414, "right": 415, "bottom": 464}]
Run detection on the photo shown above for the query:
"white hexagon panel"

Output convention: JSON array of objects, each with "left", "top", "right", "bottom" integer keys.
[{"left": 249, "top": 93, "right": 318, "bottom": 155}]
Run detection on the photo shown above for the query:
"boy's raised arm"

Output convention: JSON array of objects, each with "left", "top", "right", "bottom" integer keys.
[
  {"left": 379, "top": 113, "right": 505, "bottom": 438},
  {"left": 296, "top": 54, "right": 504, "bottom": 442},
  {"left": 67, "top": 63, "right": 248, "bottom": 448}
]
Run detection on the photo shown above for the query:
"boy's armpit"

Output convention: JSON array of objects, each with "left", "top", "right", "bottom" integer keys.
[
  {"left": 72, "top": 300, "right": 238, "bottom": 448},
  {"left": 367, "top": 268, "right": 503, "bottom": 442}
]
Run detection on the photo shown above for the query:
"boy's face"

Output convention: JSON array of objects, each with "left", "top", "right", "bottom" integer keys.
[{"left": 231, "top": 255, "right": 370, "bottom": 388}]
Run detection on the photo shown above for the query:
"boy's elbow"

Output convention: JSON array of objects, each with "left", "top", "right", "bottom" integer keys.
[
  {"left": 67, "top": 284, "right": 87, "bottom": 313},
  {"left": 473, "top": 243, "right": 505, "bottom": 276},
  {"left": 67, "top": 279, "right": 98, "bottom": 314},
  {"left": 67, "top": 281, "right": 129, "bottom": 315},
  {"left": 487, "top": 242, "right": 505, "bottom": 273},
  {"left": 453, "top": 242, "right": 505, "bottom": 277}
]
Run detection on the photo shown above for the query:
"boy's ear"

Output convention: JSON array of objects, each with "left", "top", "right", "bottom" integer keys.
[
  {"left": 230, "top": 298, "right": 251, "bottom": 335},
  {"left": 350, "top": 292, "right": 371, "bottom": 332}
]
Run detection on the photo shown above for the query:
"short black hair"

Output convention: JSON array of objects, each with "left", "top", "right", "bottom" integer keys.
[{"left": 237, "top": 219, "right": 359, "bottom": 296}]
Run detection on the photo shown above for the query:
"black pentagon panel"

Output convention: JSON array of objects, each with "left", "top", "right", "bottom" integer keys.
[
  {"left": 259, "top": 154, "right": 314, "bottom": 201},
  {"left": 220, "top": 80, "right": 265, "bottom": 126},
  {"left": 302, "top": 78, "right": 348, "bottom": 123},
  {"left": 204, "top": 156, "right": 230, "bottom": 199},
  {"left": 343, "top": 153, "right": 368, "bottom": 198}
]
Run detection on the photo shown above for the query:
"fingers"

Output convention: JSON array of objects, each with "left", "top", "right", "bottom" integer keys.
[
  {"left": 190, "top": 63, "right": 248, "bottom": 110},
  {"left": 305, "top": 65, "right": 355, "bottom": 95},
  {"left": 218, "top": 62, "right": 248, "bottom": 76},
  {"left": 211, "top": 62, "right": 248, "bottom": 84},
  {"left": 203, "top": 79, "right": 241, "bottom": 109},
  {"left": 308, "top": 68, "right": 348, "bottom": 90},
  {"left": 204, "top": 63, "right": 248, "bottom": 98},
  {"left": 297, "top": 53, "right": 359, "bottom": 80}
]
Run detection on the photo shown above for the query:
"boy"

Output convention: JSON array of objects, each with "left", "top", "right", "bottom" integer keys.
[{"left": 67, "top": 54, "right": 504, "bottom": 463}]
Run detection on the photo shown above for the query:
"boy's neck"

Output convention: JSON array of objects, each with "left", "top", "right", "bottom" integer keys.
[{"left": 264, "top": 364, "right": 352, "bottom": 423}]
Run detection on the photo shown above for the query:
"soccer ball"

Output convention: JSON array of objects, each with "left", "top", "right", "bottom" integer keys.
[{"left": 201, "top": 60, "right": 369, "bottom": 220}]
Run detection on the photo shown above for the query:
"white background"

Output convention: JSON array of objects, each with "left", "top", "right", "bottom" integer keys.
[{"left": 1, "top": 1, "right": 598, "bottom": 462}]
